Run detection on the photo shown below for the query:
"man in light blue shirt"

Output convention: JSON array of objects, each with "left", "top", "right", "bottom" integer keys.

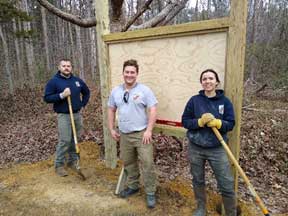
[{"left": 108, "top": 59, "right": 157, "bottom": 208}]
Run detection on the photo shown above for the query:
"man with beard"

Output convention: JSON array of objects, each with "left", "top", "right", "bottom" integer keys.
[{"left": 44, "top": 59, "right": 90, "bottom": 177}]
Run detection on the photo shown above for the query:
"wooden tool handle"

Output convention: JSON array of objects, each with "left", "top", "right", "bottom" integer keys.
[
  {"left": 67, "top": 96, "right": 80, "bottom": 154},
  {"left": 212, "top": 127, "right": 270, "bottom": 216}
]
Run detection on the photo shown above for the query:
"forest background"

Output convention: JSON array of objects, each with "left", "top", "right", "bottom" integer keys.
[{"left": 1, "top": 0, "right": 287, "bottom": 92}]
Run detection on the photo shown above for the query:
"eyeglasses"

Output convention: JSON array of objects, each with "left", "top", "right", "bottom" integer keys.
[{"left": 123, "top": 91, "right": 129, "bottom": 103}]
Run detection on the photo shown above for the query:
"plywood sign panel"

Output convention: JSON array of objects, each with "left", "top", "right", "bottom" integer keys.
[{"left": 108, "top": 32, "right": 227, "bottom": 126}]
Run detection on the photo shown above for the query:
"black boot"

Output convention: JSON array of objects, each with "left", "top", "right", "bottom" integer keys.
[
  {"left": 222, "top": 196, "right": 236, "bottom": 216},
  {"left": 193, "top": 186, "right": 206, "bottom": 216}
]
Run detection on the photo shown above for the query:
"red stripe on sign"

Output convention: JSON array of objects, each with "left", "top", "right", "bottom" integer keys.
[{"left": 156, "top": 119, "right": 182, "bottom": 127}]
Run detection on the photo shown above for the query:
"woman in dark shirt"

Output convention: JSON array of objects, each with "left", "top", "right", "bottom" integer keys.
[{"left": 182, "top": 69, "right": 236, "bottom": 216}]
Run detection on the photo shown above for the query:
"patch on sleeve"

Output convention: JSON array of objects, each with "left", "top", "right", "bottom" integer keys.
[
  {"left": 219, "top": 104, "right": 224, "bottom": 115},
  {"left": 75, "top": 81, "right": 81, "bottom": 87}
]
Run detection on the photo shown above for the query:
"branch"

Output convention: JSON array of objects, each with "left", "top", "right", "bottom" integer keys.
[
  {"left": 121, "top": 0, "right": 154, "bottom": 32},
  {"left": 159, "top": 0, "right": 189, "bottom": 26},
  {"left": 255, "top": 83, "right": 268, "bottom": 95},
  {"left": 242, "top": 107, "right": 288, "bottom": 113},
  {"left": 36, "top": 0, "right": 96, "bottom": 28},
  {"left": 131, "top": 2, "right": 178, "bottom": 30}
]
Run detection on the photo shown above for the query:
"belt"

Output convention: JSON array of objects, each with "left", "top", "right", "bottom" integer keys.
[{"left": 121, "top": 129, "right": 146, "bottom": 134}]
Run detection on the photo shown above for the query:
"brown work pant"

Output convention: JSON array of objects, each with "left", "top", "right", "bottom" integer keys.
[{"left": 120, "top": 130, "right": 156, "bottom": 194}]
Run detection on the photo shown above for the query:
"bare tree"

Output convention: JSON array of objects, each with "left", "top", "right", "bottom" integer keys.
[
  {"left": 41, "top": 6, "right": 51, "bottom": 74},
  {"left": 0, "top": 25, "right": 14, "bottom": 94},
  {"left": 22, "top": 0, "right": 35, "bottom": 85},
  {"left": 12, "top": 19, "right": 23, "bottom": 86}
]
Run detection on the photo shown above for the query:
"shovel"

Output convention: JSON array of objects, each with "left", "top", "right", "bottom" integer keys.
[
  {"left": 115, "top": 166, "right": 127, "bottom": 195},
  {"left": 67, "top": 95, "right": 86, "bottom": 180},
  {"left": 212, "top": 127, "right": 270, "bottom": 216}
]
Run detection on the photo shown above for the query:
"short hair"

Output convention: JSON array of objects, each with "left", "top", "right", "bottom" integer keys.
[
  {"left": 199, "top": 69, "right": 220, "bottom": 83},
  {"left": 123, "top": 59, "right": 139, "bottom": 73},
  {"left": 58, "top": 58, "right": 72, "bottom": 66}
]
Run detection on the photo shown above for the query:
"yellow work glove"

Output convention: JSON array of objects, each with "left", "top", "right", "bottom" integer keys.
[
  {"left": 207, "top": 119, "right": 222, "bottom": 129},
  {"left": 198, "top": 113, "right": 215, "bottom": 127}
]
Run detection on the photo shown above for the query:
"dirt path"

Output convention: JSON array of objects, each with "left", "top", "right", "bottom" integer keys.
[{"left": 0, "top": 142, "right": 284, "bottom": 216}]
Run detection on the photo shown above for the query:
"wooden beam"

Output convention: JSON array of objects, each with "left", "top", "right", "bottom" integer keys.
[
  {"left": 104, "top": 18, "right": 230, "bottom": 43},
  {"left": 225, "top": 0, "right": 248, "bottom": 194},
  {"left": 95, "top": 0, "right": 117, "bottom": 168},
  {"left": 153, "top": 125, "right": 186, "bottom": 138}
]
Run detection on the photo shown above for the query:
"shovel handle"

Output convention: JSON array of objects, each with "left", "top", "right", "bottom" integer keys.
[
  {"left": 212, "top": 127, "right": 270, "bottom": 216},
  {"left": 67, "top": 96, "right": 80, "bottom": 154},
  {"left": 115, "top": 166, "right": 126, "bottom": 195}
]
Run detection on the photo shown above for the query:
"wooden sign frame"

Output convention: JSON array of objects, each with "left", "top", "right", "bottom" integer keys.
[{"left": 96, "top": 2, "right": 248, "bottom": 195}]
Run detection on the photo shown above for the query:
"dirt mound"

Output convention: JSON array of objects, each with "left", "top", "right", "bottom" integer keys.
[{"left": 0, "top": 141, "right": 262, "bottom": 216}]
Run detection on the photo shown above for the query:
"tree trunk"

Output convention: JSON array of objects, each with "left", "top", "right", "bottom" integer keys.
[
  {"left": 41, "top": 7, "right": 51, "bottom": 75},
  {"left": 68, "top": 22, "right": 76, "bottom": 69},
  {"left": 194, "top": 0, "right": 199, "bottom": 21},
  {"left": 86, "top": 0, "right": 97, "bottom": 82},
  {"left": 17, "top": 19, "right": 26, "bottom": 84},
  {"left": 89, "top": 28, "right": 97, "bottom": 81},
  {"left": 208, "top": 0, "right": 211, "bottom": 19},
  {"left": 12, "top": 19, "right": 23, "bottom": 87},
  {"left": 0, "top": 25, "right": 14, "bottom": 94},
  {"left": 75, "top": 26, "right": 84, "bottom": 80},
  {"left": 22, "top": 0, "right": 36, "bottom": 85},
  {"left": 249, "top": 0, "right": 259, "bottom": 81},
  {"left": 56, "top": 1, "right": 64, "bottom": 57}
]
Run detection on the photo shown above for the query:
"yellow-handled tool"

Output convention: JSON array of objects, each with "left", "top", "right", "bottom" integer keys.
[
  {"left": 212, "top": 127, "right": 270, "bottom": 216},
  {"left": 67, "top": 96, "right": 80, "bottom": 154},
  {"left": 67, "top": 95, "right": 85, "bottom": 180}
]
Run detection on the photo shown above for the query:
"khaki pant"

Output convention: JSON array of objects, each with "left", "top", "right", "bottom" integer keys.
[{"left": 120, "top": 130, "right": 156, "bottom": 194}]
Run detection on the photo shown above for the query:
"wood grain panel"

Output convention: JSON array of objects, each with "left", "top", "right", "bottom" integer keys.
[{"left": 108, "top": 32, "right": 227, "bottom": 124}]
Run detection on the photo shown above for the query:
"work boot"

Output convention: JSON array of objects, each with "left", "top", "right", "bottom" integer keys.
[
  {"left": 67, "top": 161, "right": 79, "bottom": 172},
  {"left": 119, "top": 187, "right": 139, "bottom": 198},
  {"left": 146, "top": 194, "right": 156, "bottom": 208},
  {"left": 193, "top": 186, "right": 206, "bottom": 216},
  {"left": 55, "top": 166, "right": 68, "bottom": 177},
  {"left": 222, "top": 196, "right": 236, "bottom": 216}
]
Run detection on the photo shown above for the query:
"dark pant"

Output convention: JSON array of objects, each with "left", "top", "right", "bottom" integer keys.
[
  {"left": 189, "top": 143, "right": 235, "bottom": 198},
  {"left": 55, "top": 113, "right": 82, "bottom": 168}
]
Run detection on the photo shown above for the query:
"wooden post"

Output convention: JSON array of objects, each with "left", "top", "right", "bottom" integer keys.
[
  {"left": 95, "top": 1, "right": 117, "bottom": 168},
  {"left": 225, "top": 0, "right": 248, "bottom": 194}
]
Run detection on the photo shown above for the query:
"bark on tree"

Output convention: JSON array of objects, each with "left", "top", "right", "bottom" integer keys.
[
  {"left": 130, "top": 2, "right": 178, "bottom": 29},
  {"left": 0, "top": 26, "right": 14, "bottom": 94},
  {"left": 22, "top": 0, "right": 35, "bottom": 85},
  {"left": 75, "top": 26, "right": 84, "bottom": 80},
  {"left": 36, "top": 0, "right": 96, "bottom": 28},
  {"left": 41, "top": 6, "right": 51, "bottom": 74},
  {"left": 249, "top": 0, "right": 259, "bottom": 81},
  {"left": 158, "top": 0, "right": 189, "bottom": 26},
  {"left": 121, "top": 0, "right": 154, "bottom": 31},
  {"left": 12, "top": 19, "right": 23, "bottom": 87},
  {"left": 87, "top": 0, "right": 97, "bottom": 81},
  {"left": 68, "top": 22, "right": 77, "bottom": 70},
  {"left": 36, "top": 0, "right": 188, "bottom": 32}
]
